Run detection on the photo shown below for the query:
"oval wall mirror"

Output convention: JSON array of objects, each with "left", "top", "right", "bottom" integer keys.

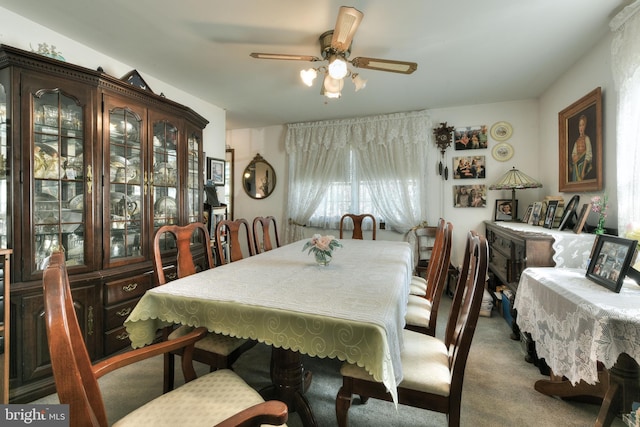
[{"left": 243, "top": 153, "right": 276, "bottom": 199}]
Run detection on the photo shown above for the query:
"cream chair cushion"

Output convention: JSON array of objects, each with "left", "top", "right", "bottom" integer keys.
[
  {"left": 410, "top": 276, "right": 427, "bottom": 296},
  {"left": 404, "top": 294, "right": 432, "bottom": 327},
  {"left": 114, "top": 369, "right": 286, "bottom": 427},
  {"left": 169, "top": 325, "right": 251, "bottom": 354},
  {"left": 340, "top": 329, "right": 450, "bottom": 397}
]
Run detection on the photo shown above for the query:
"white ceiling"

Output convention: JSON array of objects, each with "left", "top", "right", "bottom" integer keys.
[{"left": 0, "top": 0, "right": 628, "bottom": 130}]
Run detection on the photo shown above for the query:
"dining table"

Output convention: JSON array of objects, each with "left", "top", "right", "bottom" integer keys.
[
  {"left": 124, "top": 238, "right": 413, "bottom": 426},
  {"left": 514, "top": 267, "right": 640, "bottom": 427}
]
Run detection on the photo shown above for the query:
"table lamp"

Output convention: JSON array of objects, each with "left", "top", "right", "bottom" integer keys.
[{"left": 489, "top": 167, "right": 542, "bottom": 221}]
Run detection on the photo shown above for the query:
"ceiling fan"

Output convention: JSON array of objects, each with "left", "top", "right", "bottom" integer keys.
[{"left": 250, "top": 6, "right": 418, "bottom": 98}]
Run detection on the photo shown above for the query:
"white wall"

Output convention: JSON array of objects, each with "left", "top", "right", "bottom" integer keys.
[
  {"left": 538, "top": 31, "right": 618, "bottom": 231},
  {"left": 0, "top": 6, "right": 227, "bottom": 160}
]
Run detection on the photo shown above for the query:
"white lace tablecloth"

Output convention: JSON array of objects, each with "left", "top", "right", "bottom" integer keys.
[
  {"left": 491, "top": 222, "right": 596, "bottom": 268},
  {"left": 125, "top": 239, "right": 413, "bottom": 403},
  {"left": 514, "top": 267, "right": 640, "bottom": 385}
]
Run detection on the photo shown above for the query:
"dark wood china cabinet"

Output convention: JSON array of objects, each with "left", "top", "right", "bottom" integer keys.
[{"left": 0, "top": 45, "right": 208, "bottom": 402}]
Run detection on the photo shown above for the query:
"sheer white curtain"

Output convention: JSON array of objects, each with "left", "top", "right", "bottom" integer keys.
[
  {"left": 285, "top": 110, "right": 431, "bottom": 243},
  {"left": 610, "top": 1, "right": 640, "bottom": 237},
  {"left": 352, "top": 112, "right": 430, "bottom": 232}
]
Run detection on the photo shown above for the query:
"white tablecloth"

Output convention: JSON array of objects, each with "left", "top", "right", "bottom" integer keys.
[
  {"left": 491, "top": 222, "right": 596, "bottom": 268},
  {"left": 125, "top": 239, "right": 413, "bottom": 403},
  {"left": 514, "top": 267, "right": 640, "bottom": 385}
]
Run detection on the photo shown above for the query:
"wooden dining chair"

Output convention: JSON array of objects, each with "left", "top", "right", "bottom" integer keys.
[
  {"left": 43, "top": 250, "right": 288, "bottom": 427},
  {"left": 409, "top": 218, "right": 446, "bottom": 297},
  {"left": 216, "top": 218, "right": 256, "bottom": 264},
  {"left": 336, "top": 231, "right": 489, "bottom": 427},
  {"left": 252, "top": 216, "right": 281, "bottom": 253},
  {"left": 411, "top": 223, "right": 438, "bottom": 278},
  {"left": 153, "top": 223, "right": 256, "bottom": 392},
  {"left": 339, "top": 213, "right": 377, "bottom": 240},
  {"left": 405, "top": 221, "right": 453, "bottom": 336}
]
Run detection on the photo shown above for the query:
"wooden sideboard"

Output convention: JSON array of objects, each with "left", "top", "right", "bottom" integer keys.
[{"left": 484, "top": 221, "right": 555, "bottom": 293}]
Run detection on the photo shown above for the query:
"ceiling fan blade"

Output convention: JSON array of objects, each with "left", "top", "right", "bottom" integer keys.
[
  {"left": 350, "top": 57, "right": 418, "bottom": 74},
  {"left": 250, "top": 53, "right": 320, "bottom": 62},
  {"left": 331, "top": 6, "right": 364, "bottom": 52}
]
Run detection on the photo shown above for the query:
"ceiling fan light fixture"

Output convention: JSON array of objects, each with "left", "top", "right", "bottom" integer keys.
[
  {"left": 352, "top": 73, "right": 367, "bottom": 91},
  {"left": 300, "top": 68, "right": 318, "bottom": 87},
  {"left": 328, "top": 55, "right": 348, "bottom": 80},
  {"left": 322, "top": 74, "right": 343, "bottom": 98}
]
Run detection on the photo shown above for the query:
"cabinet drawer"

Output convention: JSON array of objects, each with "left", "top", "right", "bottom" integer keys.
[
  {"left": 104, "top": 326, "right": 132, "bottom": 354},
  {"left": 105, "top": 274, "right": 152, "bottom": 305},
  {"left": 104, "top": 298, "right": 140, "bottom": 331}
]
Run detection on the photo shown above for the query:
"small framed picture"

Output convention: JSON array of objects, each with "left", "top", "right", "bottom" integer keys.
[
  {"left": 207, "top": 157, "right": 225, "bottom": 186},
  {"left": 453, "top": 185, "right": 486, "bottom": 208},
  {"left": 522, "top": 204, "right": 533, "bottom": 224},
  {"left": 454, "top": 125, "right": 489, "bottom": 150},
  {"left": 494, "top": 199, "right": 517, "bottom": 221},
  {"left": 543, "top": 200, "right": 559, "bottom": 229},
  {"left": 573, "top": 202, "right": 592, "bottom": 234},
  {"left": 529, "top": 202, "right": 543, "bottom": 225},
  {"left": 558, "top": 195, "right": 580, "bottom": 230},
  {"left": 586, "top": 235, "right": 638, "bottom": 293}
]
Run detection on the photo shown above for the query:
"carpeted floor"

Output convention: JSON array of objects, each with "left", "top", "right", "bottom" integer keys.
[{"left": 33, "top": 296, "right": 626, "bottom": 426}]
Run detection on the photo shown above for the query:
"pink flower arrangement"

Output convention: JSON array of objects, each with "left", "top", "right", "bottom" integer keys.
[
  {"left": 590, "top": 195, "right": 608, "bottom": 217},
  {"left": 591, "top": 194, "right": 608, "bottom": 234},
  {"left": 303, "top": 234, "right": 342, "bottom": 255}
]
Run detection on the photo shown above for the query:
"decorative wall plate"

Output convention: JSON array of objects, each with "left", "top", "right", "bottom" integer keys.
[
  {"left": 490, "top": 121, "right": 513, "bottom": 141},
  {"left": 492, "top": 142, "right": 514, "bottom": 162}
]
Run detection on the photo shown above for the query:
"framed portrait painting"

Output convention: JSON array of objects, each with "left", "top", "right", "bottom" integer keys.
[
  {"left": 586, "top": 235, "right": 638, "bottom": 293},
  {"left": 558, "top": 87, "right": 603, "bottom": 192},
  {"left": 207, "top": 157, "right": 225, "bottom": 186}
]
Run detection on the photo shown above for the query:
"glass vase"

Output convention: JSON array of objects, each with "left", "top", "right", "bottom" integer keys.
[
  {"left": 595, "top": 216, "right": 606, "bottom": 235},
  {"left": 314, "top": 251, "right": 332, "bottom": 266}
]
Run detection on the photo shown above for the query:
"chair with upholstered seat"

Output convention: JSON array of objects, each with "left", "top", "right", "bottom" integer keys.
[
  {"left": 153, "top": 223, "right": 256, "bottom": 393},
  {"left": 216, "top": 218, "right": 256, "bottom": 264},
  {"left": 411, "top": 223, "right": 438, "bottom": 278},
  {"left": 409, "top": 218, "right": 445, "bottom": 297},
  {"left": 339, "top": 213, "right": 377, "bottom": 240},
  {"left": 405, "top": 221, "right": 453, "bottom": 336},
  {"left": 43, "top": 249, "right": 288, "bottom": 427},
  {"left": 336, "top": 231, "right": 488, "bottom": 427},
  {"left": 252, "top": 216, "right": 281, "bottom": 253}
]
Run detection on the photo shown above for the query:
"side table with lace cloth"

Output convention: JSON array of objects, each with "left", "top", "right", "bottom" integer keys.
[{"left": 514, "top": 267, "right": 640, "bottom": 426}]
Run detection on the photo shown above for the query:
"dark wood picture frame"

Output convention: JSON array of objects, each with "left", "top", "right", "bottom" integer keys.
[
  {"left": 543, "top": 200, "right": 559, "bottom": 229},
  {"left": 558, "top": 195, "right": 580, "bottom": 231},
  {"left": 558, "top": 87, "right": 603, "bottom": 192},
  {"left": 573, "top": 202, "right": 592, "bottom": 234},
  {"left": 207, "top": 157, "right": 225, "bottom": 186},
  {"left": 494, "top": 199, "right": 517, "bottom": 221},
  {"left": 586, "top": 235, "right": 638, "bottom": 293}
]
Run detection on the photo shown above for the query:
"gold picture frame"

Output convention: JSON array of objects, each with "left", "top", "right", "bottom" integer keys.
[{"left": 558, "top": 87, "right": 603, "bottom": 192}]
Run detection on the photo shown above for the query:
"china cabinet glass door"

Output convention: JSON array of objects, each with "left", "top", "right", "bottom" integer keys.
[
  {"left": 0, "top": 81, "right": 8, "bottom": 250},
  {"left": 186, "top": 128, "right": 203, "bottom": 224},
  {"left": 152, "top": 117, "right": 179, "bottom": 251},
  {"left": 106, "top": 106, "right": 143, "bottom": 262},
  {"left": 31, "top": 89, "right": 88, "bottom": 273}
]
